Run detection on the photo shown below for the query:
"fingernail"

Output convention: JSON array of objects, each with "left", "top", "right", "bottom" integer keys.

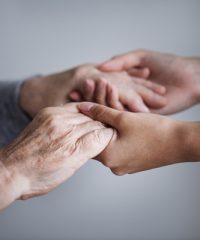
[{"left": 78, "top": 102, "right": 95, "bottom": 112}]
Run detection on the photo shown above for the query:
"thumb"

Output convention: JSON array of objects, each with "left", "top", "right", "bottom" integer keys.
[
  {"left": 99, "top": 51, "right": 144, "bottom": 72},
  {"left": 78, "top": 102, "right": 120, "bottom": 128}
]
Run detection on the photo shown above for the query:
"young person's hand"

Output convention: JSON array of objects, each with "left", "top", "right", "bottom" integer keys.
[
  {"left": 79, "top": 102, "right": 200, "bottom": 176},
  {"left": 99, "top": 50, "right": 200, "bottom": 114}
]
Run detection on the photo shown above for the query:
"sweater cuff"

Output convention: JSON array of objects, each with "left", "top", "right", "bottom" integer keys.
[{"left": 0, "top": 81, "right": 31, "bottom": 147}]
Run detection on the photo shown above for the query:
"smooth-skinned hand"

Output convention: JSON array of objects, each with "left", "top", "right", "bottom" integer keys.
[
  {"left": 99, "top": 49, "right": 200, "bottom": 114},
  {"left": 78, "top": 102, "right": 189, "bottom": 176}
]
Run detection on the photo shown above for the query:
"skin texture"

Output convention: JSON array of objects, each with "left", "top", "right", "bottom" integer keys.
[
  {"left": 71, "top": 72, "right": 167, "bottom": 112},
  {"left": 0, "top": 103, "right": 114, "bottom": 210},
  {"left": 20, "top": 64, "right": 167, "bottom": 117},
  {"left": 78, "top": 102, "right": 200, "bottom": 176},
  {"left": 2, "top": 51, "right": 200, "bottom": 211},
  {"left": 99, "top": 49, "right": 200, "bottom": 114}
]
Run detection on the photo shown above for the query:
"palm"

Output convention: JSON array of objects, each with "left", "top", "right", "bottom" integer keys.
[
  {"left": 101, "top": 50, "right": 200, "bottom": 114},
  {"left": 141, "top": 55, "right": 198, "bottom": 114}
]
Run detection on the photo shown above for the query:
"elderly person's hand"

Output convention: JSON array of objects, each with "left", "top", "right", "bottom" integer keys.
[
  {"left": 99, "top": 49, "right": 200, "bottom": 114},
  {"left": 20, "top": 64, "right": 167, "bottom": 117},
  {"left": 0, "top": 103, "right": 113, "bottom": 210},
  {"left": 69, "top": 65, "right": 167, "bottom": 112},
  {"left": 79, "top": 102, "right": 200, "bottom": 176}
]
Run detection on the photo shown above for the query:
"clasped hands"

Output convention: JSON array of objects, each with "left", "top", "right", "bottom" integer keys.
[{"left": 1, "top": 49, "right": 200, "bottom": 209}]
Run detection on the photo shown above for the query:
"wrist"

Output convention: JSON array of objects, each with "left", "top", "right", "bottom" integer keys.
[
  {"left": 183, "top": 57, "right": 200, "bottom": 103},
  {"left": 175, "top": 121, "right": 200, "bottom": 163},
  {"left": 191, "top": 57, "right": 200, "bottom": 103},
  {"left": 0, "top": 149, "right": 29, "bottom": 210},
  {"left": 162, "top": 120, "right": 186, "bottom": 165}
]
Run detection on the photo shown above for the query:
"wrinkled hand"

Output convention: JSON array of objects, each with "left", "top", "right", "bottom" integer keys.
[
  {"left": 99, "top": 49, "right": 200, "bottom": 114},
  {"left": 79, "top": 102, "right": 186, "bottom": 176},
  {"left": 69, "top": 65, "right": 167, "bottom": 112},
  {"left": 0, "top": 103, "right": 113, "bottom": 209},
  {"left": 20, "top": 65, "right": 93, "bottom": 117},
  {"left": 20, "top": 64, "right": 167, "bottom": 117}
]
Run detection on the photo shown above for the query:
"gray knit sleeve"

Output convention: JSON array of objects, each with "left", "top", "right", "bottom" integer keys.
[{"left": 0, "top": 81, "right": 31, "bottom": 148}]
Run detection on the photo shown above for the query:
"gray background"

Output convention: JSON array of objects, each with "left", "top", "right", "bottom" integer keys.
[{"left": 0, "top": 0, "right": 200, "bottom": 239}]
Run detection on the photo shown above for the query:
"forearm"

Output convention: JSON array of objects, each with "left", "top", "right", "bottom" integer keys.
[
  {"left": 0, "top": 149, "right": 28, "bottom": 210},
  {"left": 178, "top": 121, "right": 200, "bottom": 162}
]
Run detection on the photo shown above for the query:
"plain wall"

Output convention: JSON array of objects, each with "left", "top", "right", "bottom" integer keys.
[{"left": 0, "top": 1, "right": 200, "bottom": 239}]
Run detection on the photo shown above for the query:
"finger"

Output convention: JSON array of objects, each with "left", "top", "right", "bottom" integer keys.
[
  {"left": 63, "top": 102, "right": 80, "bottom": 113},
  {"left": 128, "top": 67, "right": 150, "bottom": 79},
  {"left": 69, "top": 91, "right": 83, "bottom": 102},
  {"left": 120, "top": 94, "right": 149, "bottom": 113},
  {"left": 76, "top": 127, "right": 114, "bottom": 161},
  {"left": 61, "top": 127, "right": 114, "bottom": 178},
  {"left": 138, "top": 86, "right": 167, "bottom": 108},
  {"left": 45, "top": 104, "right": 93, "bottom": 123},
  {"left": 106, "top": 84, "right": 124, "bottom": 110},
  {"left": 78, "top": 102, "right": 120, "bottom": 128},
  {"left": 132, "top": 78, "right": 166, "bottom": 95},
  {"left": 150, "top": 107, "right": 169, "bottom": 115},
  {"left": 83, "top": 79, "right": 95, "bottom": 101},
  {"left": 68, "top": 120, "right": 105, "bottom": 140},
  {"left": 37, "top": 104, "right": 80, "bottom": 115},
  {"left": 143, "top": 81, "right": 166, "bottom": 95},
  {"left": 111, "top": 167, "right": 126, "bottom": 176},
  {"left": 99, "top": 51, "right": 145, "bottom": 72},
  {"left": 62, "top": 113, "right": 93, "bottom": 125},
  {"left": 94, "top": 78, "right": 107, "bottom": 105}
]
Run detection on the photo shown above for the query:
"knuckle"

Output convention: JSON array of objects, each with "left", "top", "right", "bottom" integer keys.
[
  {"left": 74, "top": 64, "right": 94, "bottom": 79},
  {"left": 46, "top": 115, "right": 59, "bottom": 129},
  {"left": 135, "top": 49, "right": 148, "bottom": 62},
  {"left": 98, "top": 76, "right": 107, "bottom": 84},
  {"left": 37, "top": 109, "right": 60, "bottom": 133},
  {"left": 144, "top": 89, "right": 155, "bottom": 100},
  {"left": 37, "top": 107, "right": 53, "bottom": 120}
]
